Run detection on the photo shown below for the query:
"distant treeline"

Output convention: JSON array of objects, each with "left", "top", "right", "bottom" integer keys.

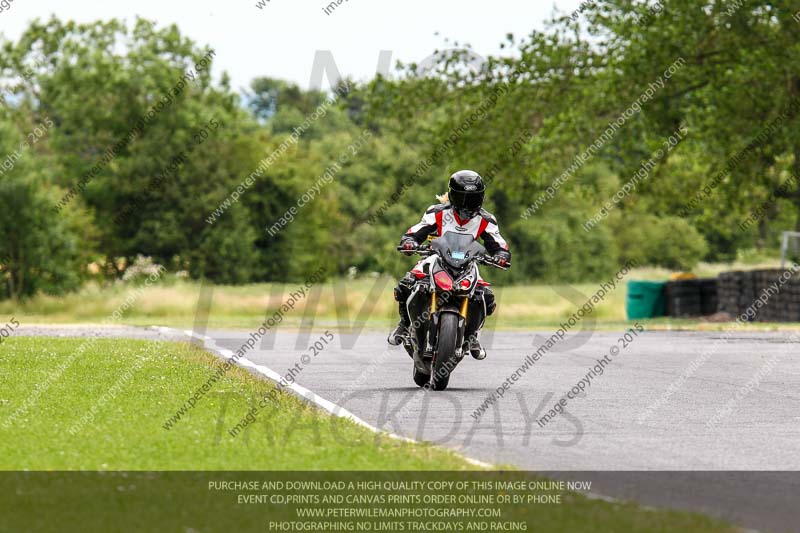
[{"left": 1, "top": 2, "right": 799, "bottom": 299}]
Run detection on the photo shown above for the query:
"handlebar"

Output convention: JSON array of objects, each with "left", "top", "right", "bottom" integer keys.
[
  {"left": 396, "top": 245, "right": 432, "bottom": 256},
  {"left": 396, "top": 245, "right": 509, "bottom": 271},
  {"left": 479, "top": 255, "right": 510, "bottom": 271}
]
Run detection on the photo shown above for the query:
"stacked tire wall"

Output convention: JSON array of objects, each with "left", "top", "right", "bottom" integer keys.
[
  {"left": 716, "top": 269, "right": 800, "bottom": 322},
  {"left": 665, "top": 279, "right": 717, "bottom": 318}
]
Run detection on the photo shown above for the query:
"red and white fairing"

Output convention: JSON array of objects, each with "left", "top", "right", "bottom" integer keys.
[{"left": 403, "top": 203, "right": 510, "bottom": 283}]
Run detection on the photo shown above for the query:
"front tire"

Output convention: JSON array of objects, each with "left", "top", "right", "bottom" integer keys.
[
  {"left": 412, "top": 367, "right": 430, "bottom": 388},
  {"left": 430, "top": 313, "right": 459, "bottom": 391}
]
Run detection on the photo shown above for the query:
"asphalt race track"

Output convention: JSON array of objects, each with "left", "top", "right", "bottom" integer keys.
[{"left": 17, "top": 326, "right": 800, "bottom": 532}]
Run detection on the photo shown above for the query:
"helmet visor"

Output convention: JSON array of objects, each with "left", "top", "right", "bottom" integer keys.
[{"left": 449, "top": 189, "right": 484, "bottom": 210}]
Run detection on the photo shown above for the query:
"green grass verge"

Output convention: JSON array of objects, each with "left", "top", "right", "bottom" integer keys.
[
  {"left": 0, "top": 336, "right": 736, "bottom": 532},
  {"left": 0, "top": 336, "right": 471, "bottom": 470}
]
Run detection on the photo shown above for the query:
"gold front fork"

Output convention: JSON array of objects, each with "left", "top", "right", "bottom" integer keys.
[
  {"left": 459, "top": 296, "right": 469, "bottom": 320},
  {"left": 430, "top": 293, "right": 469, "bottom": 319}
]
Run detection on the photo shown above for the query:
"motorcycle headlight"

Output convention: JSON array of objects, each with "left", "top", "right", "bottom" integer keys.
[{"left": 433, "top": 270, "right": 454, "bottom": 291}]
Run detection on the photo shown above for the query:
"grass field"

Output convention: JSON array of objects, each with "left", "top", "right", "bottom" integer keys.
[
  {"left": 0, "top": 336, "right": 736, "bottom": 532},
  {"left": 0, "top": 336, "right": 471, "bottom": 470},
  {"left": 2, "top": 260, "right": 798, "bottom": 332}
]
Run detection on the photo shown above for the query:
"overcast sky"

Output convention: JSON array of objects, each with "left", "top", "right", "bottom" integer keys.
[{"left": 0, "top": 0, "right": 583, "bottom": 92}]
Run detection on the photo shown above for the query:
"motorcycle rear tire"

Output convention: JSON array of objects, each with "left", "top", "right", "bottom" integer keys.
[{"left": 430, "top": 312, "right": 458, "bottom": 391}]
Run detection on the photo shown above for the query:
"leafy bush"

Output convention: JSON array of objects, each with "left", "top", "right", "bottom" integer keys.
[
  {"left": 616, "top": 215, "right": 708, "bottom": 271},
  {"left": 121, "top": 255, "right": 165, "bottom": 284},
  {"left": 510, "top": 209, "right": 620, "bottom": 283},
  {"left": 0, "top": 176, "right": 93, "bottom": 300}
]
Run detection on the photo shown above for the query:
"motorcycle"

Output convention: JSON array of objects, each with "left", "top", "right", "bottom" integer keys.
[{"left": 396, "top": 231, "right": 508, "bottom": 390}]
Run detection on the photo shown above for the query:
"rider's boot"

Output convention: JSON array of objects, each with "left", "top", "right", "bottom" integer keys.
[
  {"left": 463, "top": 297, "right": 487, "bottom": 359},
  {"left": 387, "top": 302, "right": 411, "bottom": 346},
  {"left": 465, "top": 332, "right": 486, "bottom": 360}
]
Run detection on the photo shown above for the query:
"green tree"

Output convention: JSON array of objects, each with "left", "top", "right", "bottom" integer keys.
[{"left": 0, "top": 17, "right": 266, "bottom": 282}]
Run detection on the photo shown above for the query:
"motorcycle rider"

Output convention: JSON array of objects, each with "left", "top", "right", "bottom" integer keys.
[{"left": 388, "top": 170, "right": 511, "bottom": 359}]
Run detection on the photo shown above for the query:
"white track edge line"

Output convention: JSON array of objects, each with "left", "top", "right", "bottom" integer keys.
[
  {"left": 148, "top": 326, "right": 763, "bottom": 528},
  {"left": 155, "top": 327, "right": 670, "bottom": 509},
  {"left": 156, "top": 326, "right": 492, "bottom": 469}
]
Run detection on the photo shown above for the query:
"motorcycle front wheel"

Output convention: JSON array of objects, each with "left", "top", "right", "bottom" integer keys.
[
  {"left": 412, "top": 366, "right": 430, "bottom": 388},
  {"left": 430, "top": 312, "right": 459, "bottom": 391}
]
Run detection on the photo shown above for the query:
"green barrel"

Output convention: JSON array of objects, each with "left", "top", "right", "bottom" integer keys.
[{"left": 626, "top": 280, "right": 666, "bottom": 319}]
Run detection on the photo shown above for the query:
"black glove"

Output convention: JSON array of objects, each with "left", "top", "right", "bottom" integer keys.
[
  {"left": 493, "top": 250, "right": 510, "bottom": 267},
  {"left": 400, "top": 239, "right": 419, "bottom": 253}
]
